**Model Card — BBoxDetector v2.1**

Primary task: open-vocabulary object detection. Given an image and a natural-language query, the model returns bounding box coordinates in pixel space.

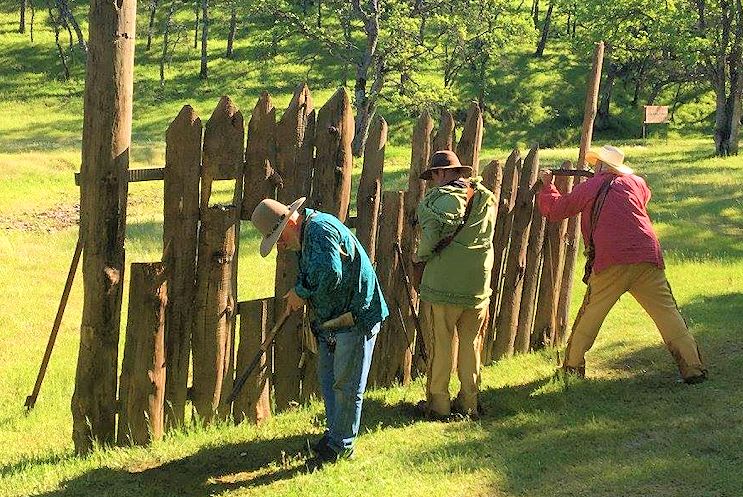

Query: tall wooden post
[312,87,354,221]
[456,102,484,175]
[533,165,570,347]
[368,191,405,387]
[234,299,273,424]
[485,150,520,363]
[192,205,237,423]
[431,109,455,152]
[163,105,202,428]
[117,263,167,446]
[72,0,136,455]
[356,115,387,263]
[242,92,279,219]
[479,159,502,363]
[515,147,546,354]
[274,83,315,411]
[558,41,604,343]
[493,147,538,360]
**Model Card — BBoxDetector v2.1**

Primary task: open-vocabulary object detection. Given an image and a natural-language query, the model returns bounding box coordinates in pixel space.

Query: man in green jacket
[416,150,497,419]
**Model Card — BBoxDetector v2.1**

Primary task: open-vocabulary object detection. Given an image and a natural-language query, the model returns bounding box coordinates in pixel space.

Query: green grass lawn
[1,137,742,497]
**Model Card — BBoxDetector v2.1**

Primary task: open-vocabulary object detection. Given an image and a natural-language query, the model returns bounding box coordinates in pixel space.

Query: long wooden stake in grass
[163,105,201,428]
[72,0,136,455]
[557,41,604,343]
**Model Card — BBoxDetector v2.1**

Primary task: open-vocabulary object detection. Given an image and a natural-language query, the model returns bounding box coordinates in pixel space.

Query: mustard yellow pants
[420,300,488,416]
[564,263,706,379]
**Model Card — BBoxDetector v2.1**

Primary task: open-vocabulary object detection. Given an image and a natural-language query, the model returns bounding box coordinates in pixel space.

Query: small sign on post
[643,105,670,138]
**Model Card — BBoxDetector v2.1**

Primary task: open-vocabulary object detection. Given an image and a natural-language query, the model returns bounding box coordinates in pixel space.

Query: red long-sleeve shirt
[537,171,664,274]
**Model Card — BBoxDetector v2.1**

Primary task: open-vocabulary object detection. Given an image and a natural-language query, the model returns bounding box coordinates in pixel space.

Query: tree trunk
[317,0,322,28]
[48,5,70,80]
[532,0,539,28]
[534,2,553,57]
[596,63,615,130]
[199,0,208,78]
[29,0,35,42]
[146,0,158,50]
[72,0,135,455]
[159,1,177,86]
[19,0,26,33]
[193,0,199,49]
[57,0,86,52]
[226,3,237,58]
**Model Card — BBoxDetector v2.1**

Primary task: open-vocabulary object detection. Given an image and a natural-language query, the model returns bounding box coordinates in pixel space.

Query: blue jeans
[316,322,379,454]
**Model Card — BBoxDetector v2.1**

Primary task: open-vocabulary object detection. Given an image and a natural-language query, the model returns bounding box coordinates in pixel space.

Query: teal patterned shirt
[294,208,388,333]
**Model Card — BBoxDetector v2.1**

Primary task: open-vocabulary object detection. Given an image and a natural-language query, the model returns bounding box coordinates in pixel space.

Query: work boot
[561,365,586,378]
[681,371,708,385]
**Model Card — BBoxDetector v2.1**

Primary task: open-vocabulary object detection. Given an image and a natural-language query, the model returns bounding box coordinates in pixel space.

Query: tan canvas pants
[420,300,488,416]
[564,262,706,379]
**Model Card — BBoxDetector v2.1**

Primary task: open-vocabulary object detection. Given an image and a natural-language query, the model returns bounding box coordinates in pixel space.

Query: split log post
[431,108,455,152]
[479,159,502,362]
[532,162,571,348]
[515,147,546,354]
[403,110,433,379]
[242,91,280,219]
[493,147,538,360]
[312,87,354,221]
[456,101,484,175]
[72,0,136,455]
[117,263,167,446]
[355,115,387,263]
[368,191,405,387]
[191,205,237,424]
[485,150,520,363]
[163,105,202,428]
[273,83,315,410]
[558,41,604,343]
[233,299,273,424]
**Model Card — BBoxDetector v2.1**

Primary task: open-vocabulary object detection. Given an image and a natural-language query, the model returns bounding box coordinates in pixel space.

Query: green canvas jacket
[416,177,497,308]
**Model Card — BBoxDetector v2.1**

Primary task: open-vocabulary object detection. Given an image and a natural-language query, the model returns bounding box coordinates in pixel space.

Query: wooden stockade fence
[78,85,594,447]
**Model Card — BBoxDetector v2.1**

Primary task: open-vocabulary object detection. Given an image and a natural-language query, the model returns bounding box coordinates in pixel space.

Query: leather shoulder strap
[432,184,476,254]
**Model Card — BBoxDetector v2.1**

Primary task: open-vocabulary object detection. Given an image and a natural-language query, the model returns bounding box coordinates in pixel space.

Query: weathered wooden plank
[273,83,315,411]
[533,163,570,348]
[191,205,237,424]
[234,299,273,424]
[201,96,245,211]
[163,104,202,428]
[368,191,405,388]
[493,147,538,360]
[456,101,484,176]
[117,263,166,446]
[431,108,455,152]
[559,42,604,345]
[242,91,279,219]
[515,147,546,354]
[72,0,135,454]
[356,115,387,263]
[479,159,502,363]
[485,150,520,363]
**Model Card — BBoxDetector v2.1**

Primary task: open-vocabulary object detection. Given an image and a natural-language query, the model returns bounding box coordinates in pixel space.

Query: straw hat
[419,150,473,180]
[251,197,306,257]
[586,145,633,175]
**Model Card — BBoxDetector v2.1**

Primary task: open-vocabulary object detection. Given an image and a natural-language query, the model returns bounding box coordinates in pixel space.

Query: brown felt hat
[419,150,473,180]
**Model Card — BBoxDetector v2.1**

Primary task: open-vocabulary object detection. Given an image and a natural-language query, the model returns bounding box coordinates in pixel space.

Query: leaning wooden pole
[72,0,136,455]
[163,105,201,428]
[117,263,167,446]
[557,41,604,344]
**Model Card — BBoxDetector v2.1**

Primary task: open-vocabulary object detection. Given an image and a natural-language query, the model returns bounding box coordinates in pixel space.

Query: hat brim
[586,150,633,176]
[259,197,306,257]
[419,165,473,180]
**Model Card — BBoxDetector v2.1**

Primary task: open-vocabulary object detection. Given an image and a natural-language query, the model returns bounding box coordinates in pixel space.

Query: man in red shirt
[538,145,707,384]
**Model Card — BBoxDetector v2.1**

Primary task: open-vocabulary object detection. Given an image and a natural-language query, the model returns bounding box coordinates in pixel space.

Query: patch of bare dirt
[0,203,79,232]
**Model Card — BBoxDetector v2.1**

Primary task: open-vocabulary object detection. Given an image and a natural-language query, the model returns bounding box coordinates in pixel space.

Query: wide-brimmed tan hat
[419,150,473,180]
[251,197,306,257]
[586,145,633,175]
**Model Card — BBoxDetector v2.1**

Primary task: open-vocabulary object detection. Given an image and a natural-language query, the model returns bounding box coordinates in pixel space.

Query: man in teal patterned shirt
[251,196,388,465]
